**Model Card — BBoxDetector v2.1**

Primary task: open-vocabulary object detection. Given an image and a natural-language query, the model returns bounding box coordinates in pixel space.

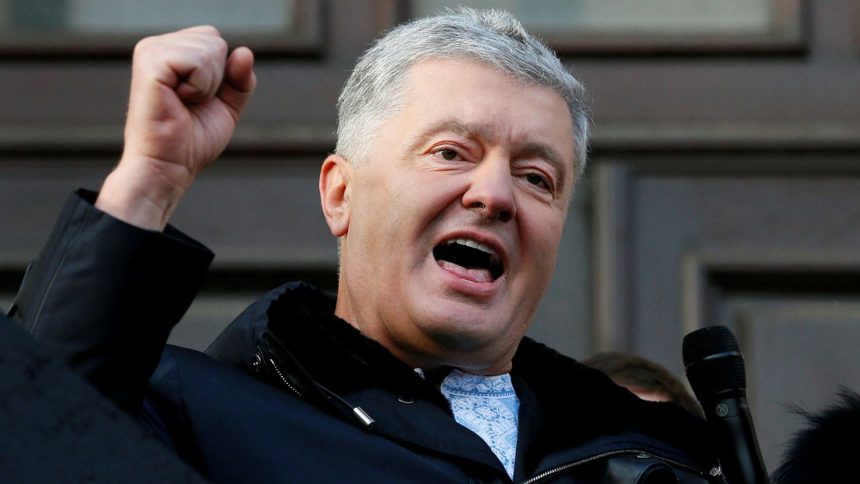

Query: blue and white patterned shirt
[440,369,520,478]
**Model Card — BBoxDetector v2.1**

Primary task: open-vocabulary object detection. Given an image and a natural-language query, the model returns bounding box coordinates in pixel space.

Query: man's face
[332,58,576,374]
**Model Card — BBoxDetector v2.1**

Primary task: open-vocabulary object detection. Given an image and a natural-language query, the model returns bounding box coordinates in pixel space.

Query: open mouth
[432,238,504,282]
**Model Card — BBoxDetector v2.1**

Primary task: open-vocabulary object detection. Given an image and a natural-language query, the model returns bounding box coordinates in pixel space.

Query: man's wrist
[95,161,188,231]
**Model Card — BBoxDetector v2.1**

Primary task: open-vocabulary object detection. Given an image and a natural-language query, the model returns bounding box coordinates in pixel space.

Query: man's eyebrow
[406,119,490,153]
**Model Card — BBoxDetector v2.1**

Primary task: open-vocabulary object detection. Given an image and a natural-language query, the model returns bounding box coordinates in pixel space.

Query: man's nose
[461,157,516,222]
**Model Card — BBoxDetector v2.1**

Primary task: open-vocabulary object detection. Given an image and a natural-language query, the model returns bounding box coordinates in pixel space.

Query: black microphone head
[683,325,747,402]
[683,325,739,365]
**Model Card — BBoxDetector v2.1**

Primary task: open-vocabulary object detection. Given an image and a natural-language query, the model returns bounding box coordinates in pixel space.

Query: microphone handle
[703,396,769,484]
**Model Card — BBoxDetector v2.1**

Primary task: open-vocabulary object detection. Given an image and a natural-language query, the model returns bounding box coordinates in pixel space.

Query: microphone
[682,326,769,484]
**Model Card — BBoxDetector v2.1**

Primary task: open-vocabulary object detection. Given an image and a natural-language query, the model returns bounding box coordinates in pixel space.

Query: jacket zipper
[252,349,304,398]
[522,449,715,484]
[268,356,304,397]
[255,347,376,430]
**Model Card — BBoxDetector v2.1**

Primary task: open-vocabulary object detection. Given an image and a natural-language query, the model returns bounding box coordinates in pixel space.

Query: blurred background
[1,0,859,471]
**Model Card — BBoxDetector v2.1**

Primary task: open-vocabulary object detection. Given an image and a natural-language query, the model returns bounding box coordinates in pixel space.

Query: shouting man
[12,8,717,483]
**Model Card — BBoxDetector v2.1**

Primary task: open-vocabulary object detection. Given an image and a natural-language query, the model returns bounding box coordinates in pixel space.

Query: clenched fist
[97,26,256,230]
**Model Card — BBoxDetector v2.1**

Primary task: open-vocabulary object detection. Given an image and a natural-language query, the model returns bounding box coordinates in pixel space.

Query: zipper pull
[352,407,376,430]
[251,352,264,373]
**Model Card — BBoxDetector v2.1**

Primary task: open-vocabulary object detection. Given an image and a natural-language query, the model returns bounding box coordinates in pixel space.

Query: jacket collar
[206,282,439,399]
[205,282,715,474]
[205,282,505,473]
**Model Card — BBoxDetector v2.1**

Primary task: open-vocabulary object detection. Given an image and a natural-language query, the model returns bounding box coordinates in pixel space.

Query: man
[11,8,718,483]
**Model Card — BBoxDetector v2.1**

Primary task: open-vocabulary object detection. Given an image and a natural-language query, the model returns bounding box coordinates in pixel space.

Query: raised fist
[97,26,256,230]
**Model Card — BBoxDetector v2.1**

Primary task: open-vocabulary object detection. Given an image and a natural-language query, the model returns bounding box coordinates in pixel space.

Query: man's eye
[434,148,459,161]
[525,173,550,190]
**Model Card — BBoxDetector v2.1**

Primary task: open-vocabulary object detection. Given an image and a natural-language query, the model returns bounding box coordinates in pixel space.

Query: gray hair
[335,7,590,179]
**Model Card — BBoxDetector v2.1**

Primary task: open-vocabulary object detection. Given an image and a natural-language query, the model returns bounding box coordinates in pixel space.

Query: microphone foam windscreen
[683,326,747,400]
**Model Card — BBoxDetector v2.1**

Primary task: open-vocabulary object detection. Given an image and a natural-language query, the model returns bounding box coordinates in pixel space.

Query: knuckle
[132,36,156,56]
[197,25,221,36]
[198,50,219,71]
[212,37,228,57]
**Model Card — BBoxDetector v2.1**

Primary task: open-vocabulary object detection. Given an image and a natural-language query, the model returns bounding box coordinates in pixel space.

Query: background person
[583,351,703,417]
[771,387,860,483]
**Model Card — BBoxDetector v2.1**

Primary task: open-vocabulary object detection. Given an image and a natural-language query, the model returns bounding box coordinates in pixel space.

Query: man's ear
[319,154,352,237]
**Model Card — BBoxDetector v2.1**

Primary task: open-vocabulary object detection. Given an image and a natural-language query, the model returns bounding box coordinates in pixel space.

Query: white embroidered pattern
[440,369,519,478]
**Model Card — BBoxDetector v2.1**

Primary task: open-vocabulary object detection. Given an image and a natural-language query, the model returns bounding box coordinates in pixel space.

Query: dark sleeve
[8,189,214,412]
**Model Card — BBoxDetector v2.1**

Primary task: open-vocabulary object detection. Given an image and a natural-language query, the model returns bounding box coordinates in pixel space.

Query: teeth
[446,238,496,257]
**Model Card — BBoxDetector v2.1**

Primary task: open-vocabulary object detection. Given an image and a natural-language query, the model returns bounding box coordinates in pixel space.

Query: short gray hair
[335,7,590,179]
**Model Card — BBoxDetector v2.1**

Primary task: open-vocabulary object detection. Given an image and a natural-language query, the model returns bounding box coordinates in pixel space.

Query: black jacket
[12,191,720,483]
